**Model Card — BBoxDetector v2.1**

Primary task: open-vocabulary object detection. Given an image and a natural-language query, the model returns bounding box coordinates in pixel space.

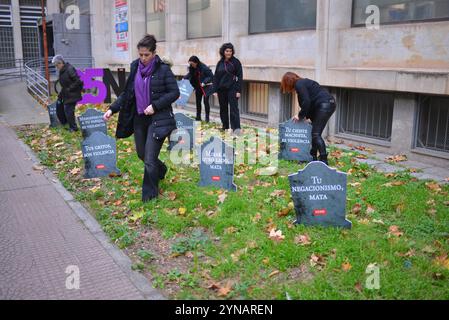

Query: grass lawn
[16,104,449,300]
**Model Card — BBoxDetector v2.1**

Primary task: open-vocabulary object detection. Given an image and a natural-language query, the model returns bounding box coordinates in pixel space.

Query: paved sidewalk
[0,82,49,126]
[0,82,163,300]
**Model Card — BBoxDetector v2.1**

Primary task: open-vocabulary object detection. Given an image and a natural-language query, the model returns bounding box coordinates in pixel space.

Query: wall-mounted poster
[114,0,129,60]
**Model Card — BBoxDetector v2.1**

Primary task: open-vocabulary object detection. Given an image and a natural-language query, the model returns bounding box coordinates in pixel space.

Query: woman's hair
[281,72,302,94]
[188,56,201,64]
[219,43,235,58]
[137,34,157,52]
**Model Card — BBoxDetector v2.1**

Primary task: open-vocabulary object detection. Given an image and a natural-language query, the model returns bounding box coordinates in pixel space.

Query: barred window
[337,88,394,141]
[415,95,449,153]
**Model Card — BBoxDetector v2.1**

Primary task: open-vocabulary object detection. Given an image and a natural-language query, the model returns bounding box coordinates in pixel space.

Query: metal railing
[24,56,94,105]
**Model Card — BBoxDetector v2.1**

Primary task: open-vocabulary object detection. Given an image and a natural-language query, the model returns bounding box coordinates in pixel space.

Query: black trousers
[309,102,336,158]
[195,89,210,121]
[217,89,241,130]
[64,103,78,130]
[133,114,167,202]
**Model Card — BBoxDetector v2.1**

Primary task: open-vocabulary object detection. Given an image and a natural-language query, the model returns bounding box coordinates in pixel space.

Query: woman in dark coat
[213,43,243,135]
[184,56,214,122]
[52,55,83,132]
[103,34,180,202]
[281,72,336,165]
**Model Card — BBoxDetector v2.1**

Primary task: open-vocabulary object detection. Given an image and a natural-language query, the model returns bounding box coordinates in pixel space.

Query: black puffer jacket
[109,56,180,139]
[213,56,243,93]
[184,62,214,90]
[58,62,83,105]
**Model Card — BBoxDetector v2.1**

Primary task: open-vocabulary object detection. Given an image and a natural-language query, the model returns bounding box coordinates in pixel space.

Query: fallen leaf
[265,219,277,232]
[422,245,437,254]
[270,190,286,198]
[358,218,370,225]
[277,207,292,218]
[388,225,404,237]
[70,167,81,175]
[294,234,312,246]
[433,254,449,270]
[268,270,280,278]
[385,154,407,163]
[373,219,385,225]
[342,262,352,272]
[352,203,362,215]
[366,205,376,215]
[252,213,262,223]
[33,165,45,172]
[356,154,368,160]
[309,253,326,270]
[269,229,285,243]
[354,282,363,293]
[217,282,233,297]
[218,192,228,204]
[178,207,187,216]
[224,227,237,235]
[166,191,177,201]
[129,211,144,223]
[426,182,442,193]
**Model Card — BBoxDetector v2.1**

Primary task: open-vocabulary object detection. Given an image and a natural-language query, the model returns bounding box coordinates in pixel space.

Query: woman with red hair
[281,72,336,165]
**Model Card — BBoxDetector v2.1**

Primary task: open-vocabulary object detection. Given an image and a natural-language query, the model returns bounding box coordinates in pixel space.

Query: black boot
[159,163,168,180]
[311,150,318,162]
[319,154,329,165]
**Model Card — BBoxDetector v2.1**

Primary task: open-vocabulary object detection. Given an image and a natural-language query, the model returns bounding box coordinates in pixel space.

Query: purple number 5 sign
[77,69,108,104]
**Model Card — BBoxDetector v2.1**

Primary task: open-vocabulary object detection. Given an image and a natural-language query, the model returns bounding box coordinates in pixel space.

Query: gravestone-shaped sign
[176,79,194,106]
[47,102,61,128]
[279,120,313,162]
[168,113,196,151]
[78,109,107,139]
[81,132,121,179]
[199,137,237,192]
[289,161,351,229]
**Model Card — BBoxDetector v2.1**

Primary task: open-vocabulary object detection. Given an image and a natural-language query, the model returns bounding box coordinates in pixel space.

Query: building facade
[89,0,449,167]
[4,0,449,167]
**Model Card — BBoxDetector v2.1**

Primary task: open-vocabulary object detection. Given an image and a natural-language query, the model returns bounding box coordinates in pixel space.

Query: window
[0,1,15,67]
[353,0,449,26]
[241,82,269,118]
[146,0,166,41]
[187,0,222,39]
[249,0,317,34]
[415,95,449,153]
[337,88,394,141]
[19,2,42,61]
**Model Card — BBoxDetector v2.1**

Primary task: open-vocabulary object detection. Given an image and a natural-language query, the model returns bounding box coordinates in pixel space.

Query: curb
[15,130,166,301]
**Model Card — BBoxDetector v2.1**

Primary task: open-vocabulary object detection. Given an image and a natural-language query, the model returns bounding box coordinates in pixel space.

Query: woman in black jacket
[103,35,180,202]
[52,55,83,132]
[281,72,336,165]
[213,43,243,135]
[184,56,214,122]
